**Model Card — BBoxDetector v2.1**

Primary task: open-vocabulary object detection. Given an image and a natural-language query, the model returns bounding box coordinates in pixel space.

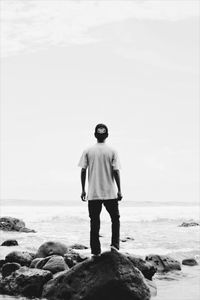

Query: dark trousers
[88,199,120,255]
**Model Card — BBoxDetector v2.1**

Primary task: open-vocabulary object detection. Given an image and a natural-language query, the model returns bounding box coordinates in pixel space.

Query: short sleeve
[112,151,121,170]
[78,150,88,169]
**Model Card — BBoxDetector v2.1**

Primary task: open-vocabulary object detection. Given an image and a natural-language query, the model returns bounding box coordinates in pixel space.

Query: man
[78,124,122,257]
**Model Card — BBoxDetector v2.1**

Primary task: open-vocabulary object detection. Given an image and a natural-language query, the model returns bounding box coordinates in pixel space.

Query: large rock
[182,258,198,266]
[145,254,181,272]
[1,240,18,246]
[64,248,88,268]
[126,254,157,280]
[5,251,35,267]
[0,217,36,232]
[43,250,151,300]
[36,241,68,258]
[30,255,69,274]
[0,267,52,297]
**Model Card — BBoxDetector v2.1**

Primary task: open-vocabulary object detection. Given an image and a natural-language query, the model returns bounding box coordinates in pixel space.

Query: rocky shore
[0,217,198,299]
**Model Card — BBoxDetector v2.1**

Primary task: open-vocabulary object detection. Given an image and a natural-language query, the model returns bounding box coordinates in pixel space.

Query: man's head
[94,123,108,142]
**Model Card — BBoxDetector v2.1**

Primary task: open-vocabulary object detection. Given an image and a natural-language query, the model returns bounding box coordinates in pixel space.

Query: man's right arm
[113,169,123,201]
[81,168,87,201]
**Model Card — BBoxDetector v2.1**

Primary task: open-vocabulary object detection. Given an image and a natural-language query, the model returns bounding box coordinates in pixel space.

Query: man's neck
[97,139,106,143]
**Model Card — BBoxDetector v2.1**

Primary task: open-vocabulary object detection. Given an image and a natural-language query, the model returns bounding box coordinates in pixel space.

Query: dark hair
[95,124,108,134]
[94,123,108,140]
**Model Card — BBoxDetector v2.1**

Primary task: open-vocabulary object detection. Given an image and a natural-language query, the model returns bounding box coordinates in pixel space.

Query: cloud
[1,0,199,57]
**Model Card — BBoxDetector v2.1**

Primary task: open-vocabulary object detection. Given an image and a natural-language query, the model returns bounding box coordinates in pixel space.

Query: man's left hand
[81,191,87,201]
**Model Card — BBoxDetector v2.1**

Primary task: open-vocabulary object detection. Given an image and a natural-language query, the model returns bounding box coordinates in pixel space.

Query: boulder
[30,255,69,274]
[145,254,181,272]
[0,217,36,232]
[64,248,88,268]
[2,263,21,278]
[126,254,157,280]
[182,258,198,266]
[36,241,68,258]
[1,240,18,246]
[43,250,151,300]
[69,243,88,250]
[5,251,35,267]
[179,221,199,227]
[0,267,52,297]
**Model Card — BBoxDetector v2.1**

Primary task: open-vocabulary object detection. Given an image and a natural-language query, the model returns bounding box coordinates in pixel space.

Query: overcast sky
[0,0,199,204]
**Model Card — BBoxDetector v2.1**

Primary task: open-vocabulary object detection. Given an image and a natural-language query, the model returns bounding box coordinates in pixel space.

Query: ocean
[0,201,200,300]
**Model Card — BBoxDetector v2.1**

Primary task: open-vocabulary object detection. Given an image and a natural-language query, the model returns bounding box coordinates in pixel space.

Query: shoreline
[1,199,199,207]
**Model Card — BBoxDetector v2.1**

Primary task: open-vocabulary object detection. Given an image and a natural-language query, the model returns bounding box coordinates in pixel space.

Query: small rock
[0,267,52,297]
[145,254,181,272]
[2,262,21,278]
[121,236,134,243]
[36,241,68,258]
[43,255,69,274]
[1,240,18,246]
[64,248,88,268]
[5,251,35,267]
[30,258,44,268]
[31,255,69,274]
[126,254,157,280]
[182,258,198,266]
[69,243,88,250]
[179,221,199,227]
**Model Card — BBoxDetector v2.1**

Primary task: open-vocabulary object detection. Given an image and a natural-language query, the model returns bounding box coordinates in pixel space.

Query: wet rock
[182,258,198,266]
[2,263,21,278]
[30,255,69,274]
[0,217,36,233]
[145,254,181,272]
[5,251,35,267]
[69,243,88,250]
[64,248,88,268]
[43,249,151,300]
[126,254,157,280]
[179,221,199,227]
[1,240,18,246]
[36,241,68,258]
[0,267,52,297]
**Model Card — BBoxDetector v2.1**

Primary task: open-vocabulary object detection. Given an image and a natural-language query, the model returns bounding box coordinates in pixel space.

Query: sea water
[0,201,200,300]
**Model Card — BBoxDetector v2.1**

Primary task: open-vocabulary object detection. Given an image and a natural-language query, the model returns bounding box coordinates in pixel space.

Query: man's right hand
[117,191,123,201]
[81,191,86,201]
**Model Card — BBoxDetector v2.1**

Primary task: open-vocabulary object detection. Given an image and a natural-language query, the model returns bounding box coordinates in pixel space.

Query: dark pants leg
[103,200,120,250]
[88,200,102,255]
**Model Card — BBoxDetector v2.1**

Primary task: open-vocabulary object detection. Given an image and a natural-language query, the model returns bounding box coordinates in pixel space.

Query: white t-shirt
[78,143,121,201]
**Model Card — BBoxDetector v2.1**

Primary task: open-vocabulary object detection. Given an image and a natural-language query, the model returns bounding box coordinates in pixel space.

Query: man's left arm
[113,169,123,201]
